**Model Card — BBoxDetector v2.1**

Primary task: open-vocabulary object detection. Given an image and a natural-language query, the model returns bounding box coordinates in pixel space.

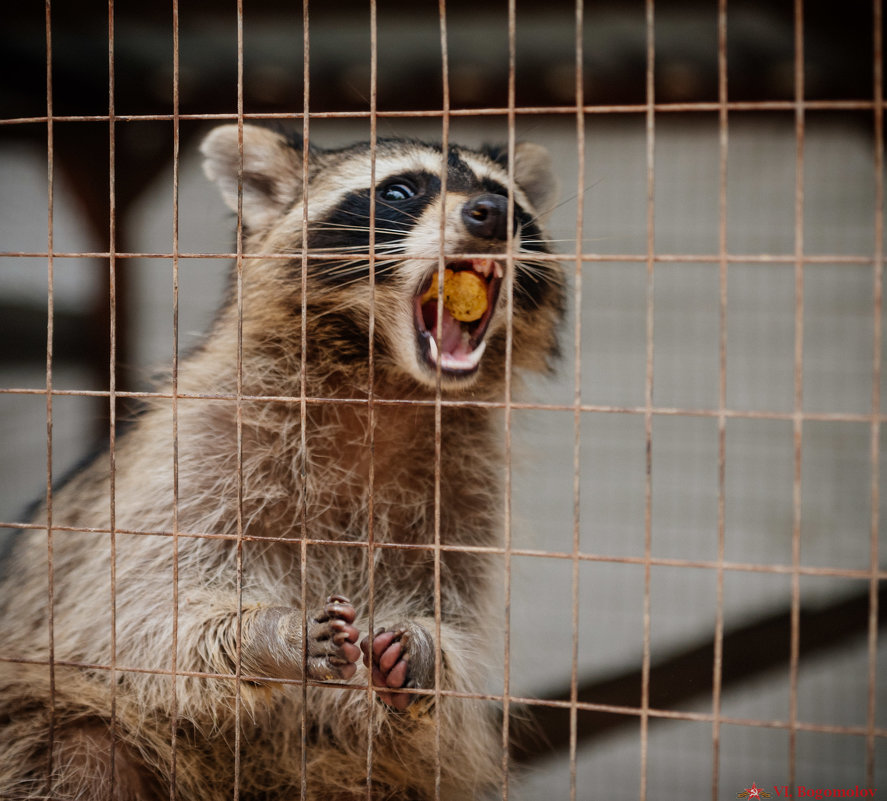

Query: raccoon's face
[201,125,564,393]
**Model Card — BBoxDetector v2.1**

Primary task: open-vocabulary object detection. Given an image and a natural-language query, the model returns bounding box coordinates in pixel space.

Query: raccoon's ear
[481,142,559,221]
[200,124,306,230]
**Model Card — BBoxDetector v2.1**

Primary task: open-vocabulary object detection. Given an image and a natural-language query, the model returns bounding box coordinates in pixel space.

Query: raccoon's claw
[306,595,361,681]
[360,623,435,712]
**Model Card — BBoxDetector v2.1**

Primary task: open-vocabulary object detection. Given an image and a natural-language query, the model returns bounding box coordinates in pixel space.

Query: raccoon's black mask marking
[307,171,442,283]
[306,168,545,290]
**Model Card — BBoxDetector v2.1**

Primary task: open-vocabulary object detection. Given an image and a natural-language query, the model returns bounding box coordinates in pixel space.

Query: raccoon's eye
[378,180,417,203]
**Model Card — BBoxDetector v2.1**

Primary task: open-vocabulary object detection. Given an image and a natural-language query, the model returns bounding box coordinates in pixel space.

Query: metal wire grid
[0,0,884,799]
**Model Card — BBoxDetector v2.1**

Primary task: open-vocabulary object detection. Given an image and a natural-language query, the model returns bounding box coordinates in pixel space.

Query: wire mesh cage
[0,1,884,799]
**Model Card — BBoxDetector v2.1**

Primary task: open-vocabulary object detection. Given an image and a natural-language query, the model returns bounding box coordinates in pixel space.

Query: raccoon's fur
[0,124,565,800]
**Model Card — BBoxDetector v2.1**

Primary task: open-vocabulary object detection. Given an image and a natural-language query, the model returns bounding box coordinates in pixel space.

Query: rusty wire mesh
[0,1,885,799]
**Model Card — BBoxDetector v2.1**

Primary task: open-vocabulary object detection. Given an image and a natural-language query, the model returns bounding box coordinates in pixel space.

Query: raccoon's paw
[306,595,361,682]
[360,623,435,712]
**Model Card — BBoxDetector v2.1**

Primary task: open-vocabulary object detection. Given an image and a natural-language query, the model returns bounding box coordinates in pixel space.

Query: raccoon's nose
[461,193,509,241]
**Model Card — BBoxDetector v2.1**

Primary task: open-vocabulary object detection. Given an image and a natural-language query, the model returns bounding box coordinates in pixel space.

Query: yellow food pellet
[420,269,488,323]
[419,270,446,306]
[444,270,488,322]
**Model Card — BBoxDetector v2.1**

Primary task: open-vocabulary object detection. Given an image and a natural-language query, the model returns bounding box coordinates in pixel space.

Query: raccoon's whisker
[306,237,404,247]
[312,260,402,280]
[304,284,390,313]
[513,260,566,288]
[312,256,403,283]
[315,253,402,268]
[519,237,574,247]
[316,205,425,227]
[531,178,604,223]
[309,222,414,237]
[348,203,426,224]
[306,247,404,260]
[521,236,608,248]
[302,246,405,262]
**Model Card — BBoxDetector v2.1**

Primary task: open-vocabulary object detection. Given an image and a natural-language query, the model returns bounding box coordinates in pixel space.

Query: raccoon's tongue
[426,308,486,372]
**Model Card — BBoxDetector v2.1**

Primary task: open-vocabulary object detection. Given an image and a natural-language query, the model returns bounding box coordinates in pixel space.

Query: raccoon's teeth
[474,259,494,277]
[427,335,487,372]
[471,259,505,280]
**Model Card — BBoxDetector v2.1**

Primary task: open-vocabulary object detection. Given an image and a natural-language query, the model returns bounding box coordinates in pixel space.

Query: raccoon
[0,124,565,801]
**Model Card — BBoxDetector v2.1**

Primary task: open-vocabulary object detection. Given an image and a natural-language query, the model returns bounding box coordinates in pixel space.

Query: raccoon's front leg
[360,622,436,712]
[237,595,361,682]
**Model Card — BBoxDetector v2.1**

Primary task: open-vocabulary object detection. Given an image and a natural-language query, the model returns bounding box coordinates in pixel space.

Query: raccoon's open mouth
[414,258,504,375]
